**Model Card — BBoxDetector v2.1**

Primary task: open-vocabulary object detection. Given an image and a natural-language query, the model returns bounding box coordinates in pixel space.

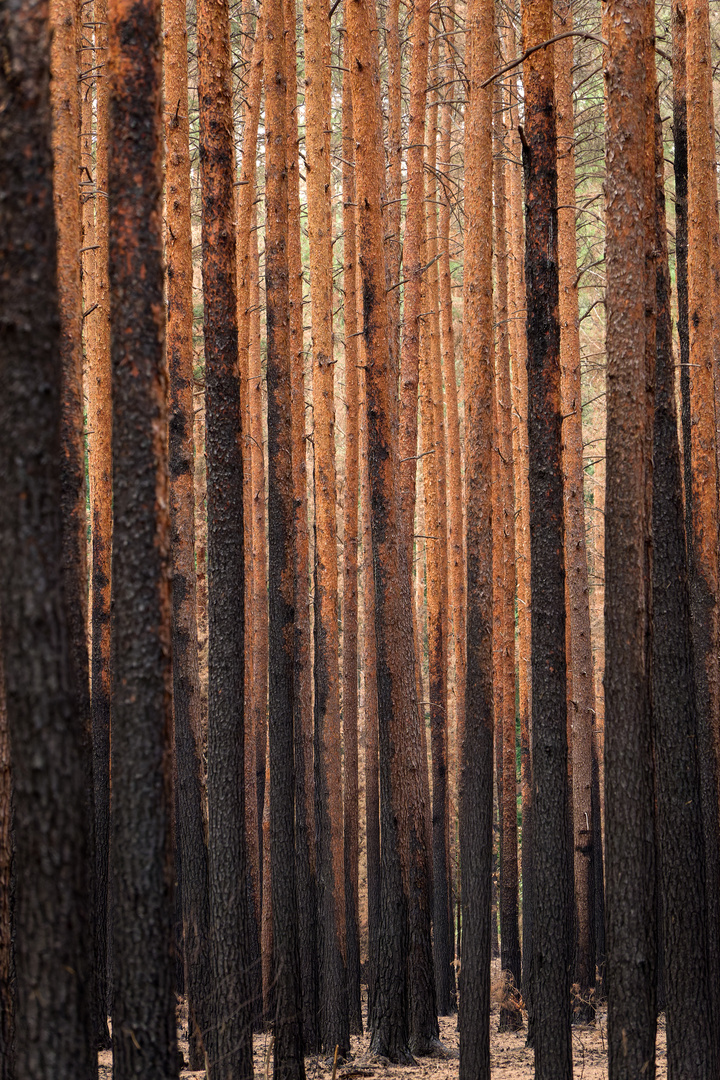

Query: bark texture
[458,0,494,1074]
[521,2,573,1074]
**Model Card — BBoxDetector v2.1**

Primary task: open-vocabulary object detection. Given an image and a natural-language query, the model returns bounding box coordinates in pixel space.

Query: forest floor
[97,962,668,1079]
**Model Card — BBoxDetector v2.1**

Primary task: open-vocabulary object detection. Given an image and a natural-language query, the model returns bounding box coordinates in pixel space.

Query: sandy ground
[98,967,668,1079]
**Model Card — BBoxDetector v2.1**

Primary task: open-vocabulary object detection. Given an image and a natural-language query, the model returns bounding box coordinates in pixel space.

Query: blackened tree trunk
[603,2,657,1076]
[651,98,716,1080]
[0,11,94,1076]
[521,1,573,1075]
[197,0,254,1070]
[0,649,11,1080]
[164,0,212,1064]
[264,0,306,1074]
[108,0,178,1076]
[458,0,494,1074]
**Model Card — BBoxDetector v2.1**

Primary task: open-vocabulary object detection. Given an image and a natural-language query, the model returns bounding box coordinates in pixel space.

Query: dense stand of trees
[3,0,720,1078]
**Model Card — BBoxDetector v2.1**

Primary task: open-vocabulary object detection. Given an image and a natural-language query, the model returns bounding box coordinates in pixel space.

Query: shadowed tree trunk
[264,0,306,1070]
[107,0,178,1075]
[164,0,212,1063]
[0,7,95,1075]
[604,1,657,1076]
[521,0,573,1074]
[197,0,253,1070]
[0,648,11,1080]
[554,0,596,1020]
[458,0,494,1073]
[651,96,717,1080]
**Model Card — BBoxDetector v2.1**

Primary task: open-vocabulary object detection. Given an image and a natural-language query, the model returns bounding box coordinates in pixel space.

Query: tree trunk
[164,0,212,1062]
[651,95,717,1080]
[86,0,113,1045]
[284,0,319,1048]
[685,0,720,1059]
[521,1,573,1074]
[197,0,253,1069]
[0,8,95,1075]
[107,0,178,1074]
[554,0,597,1019]
[458,0,494,1073]
[341,45,363,1037]
[603,1,657,1076]
[304,0,349,1054]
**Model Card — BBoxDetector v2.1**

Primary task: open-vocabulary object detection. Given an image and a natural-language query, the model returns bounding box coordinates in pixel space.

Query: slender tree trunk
[265,6,305,1068]
[493,83,522,999]
[0,7,94,1074]
[164,0,212,1062]
[304,0,349,1053]
[685,0,720,1058]
[0,644,10,1080]
[88,0,113,1043]
[284,0,320,1048]
[236,24,264,1020]
[107,0,178,1074]
[342,46,363,1037]
[652,95,716,1080]
[521,1,573,1074]
[197,0,253,1069]
[458,0,494,1073]
[505,49,534,1010]
[554,0,596,1019]
[604,1,657,1076]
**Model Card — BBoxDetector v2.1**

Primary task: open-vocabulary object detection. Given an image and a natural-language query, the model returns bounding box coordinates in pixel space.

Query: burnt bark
[107,1,178,1076]
[0,9,95,1075]
[264,1,306,1074]
[652,103,715,1078]
[521,2,573,1075]
[0,650,11,1080]
[197,0,254,1070]
[603,3,657,1076]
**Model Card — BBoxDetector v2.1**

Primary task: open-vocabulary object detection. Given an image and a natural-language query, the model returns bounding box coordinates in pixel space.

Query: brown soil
[97,963,668,1079]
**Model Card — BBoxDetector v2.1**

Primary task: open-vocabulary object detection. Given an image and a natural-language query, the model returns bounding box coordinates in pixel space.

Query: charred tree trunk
[107,1,178,1076]
[0,649,11,1080]
[458,0,495,1074]
[164,0,212,1063]
[651,97,716,1080]
[197,0,253,1070]
[604,2,657,1076]
[0,8,94,1075]
[521,1,573,1074]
